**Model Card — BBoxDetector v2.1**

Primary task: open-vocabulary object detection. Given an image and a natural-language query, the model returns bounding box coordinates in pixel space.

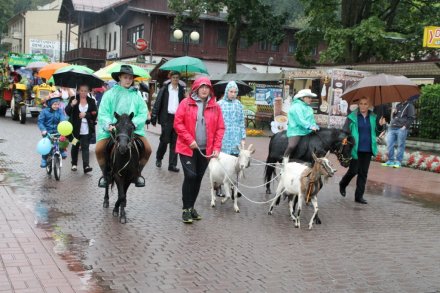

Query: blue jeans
[387,127,408,163]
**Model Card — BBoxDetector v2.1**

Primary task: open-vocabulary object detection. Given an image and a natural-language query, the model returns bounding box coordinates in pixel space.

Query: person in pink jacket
[174,76,225,223]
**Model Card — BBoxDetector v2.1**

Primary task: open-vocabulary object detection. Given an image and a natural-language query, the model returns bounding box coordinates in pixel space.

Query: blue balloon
[36,137,52,155]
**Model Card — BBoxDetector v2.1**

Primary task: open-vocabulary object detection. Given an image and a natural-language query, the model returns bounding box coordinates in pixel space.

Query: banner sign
[254,83,282,105]
[423,26,440,48]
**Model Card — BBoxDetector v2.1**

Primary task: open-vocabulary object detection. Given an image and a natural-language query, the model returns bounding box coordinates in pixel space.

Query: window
[259,40,269,51]
[217,28,227,48]
[114,32,117,50]
[127,25,144,44]
[108,33,112,52]
[239,37,250,49]
[271,43,279,52]
[96,35,99,49]
[104,34,107,51]
[288,38,297,54]
[89,37,92,48]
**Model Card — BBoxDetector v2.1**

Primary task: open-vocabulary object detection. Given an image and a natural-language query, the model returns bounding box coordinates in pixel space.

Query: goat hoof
[103,201,109,208]
[235,209,240,213]
[268,211,273,215]
[314,217,322,225]
[120,216,126,224]
[211,203,216,208]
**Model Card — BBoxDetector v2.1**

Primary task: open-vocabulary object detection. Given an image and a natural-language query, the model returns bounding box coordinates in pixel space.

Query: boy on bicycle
[37,92,67,168]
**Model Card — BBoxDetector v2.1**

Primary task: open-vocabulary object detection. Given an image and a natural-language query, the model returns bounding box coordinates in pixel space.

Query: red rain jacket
[174,77,225,157]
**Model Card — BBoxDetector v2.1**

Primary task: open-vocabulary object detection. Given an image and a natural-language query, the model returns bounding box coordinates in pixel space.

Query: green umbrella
[159,56,208,75]
[95,62,150,80]
[54,65,94,74]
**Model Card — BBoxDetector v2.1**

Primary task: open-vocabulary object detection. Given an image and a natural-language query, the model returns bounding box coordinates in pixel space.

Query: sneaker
[182,209,193,223]
[84,166,93,173]
[155,160,162,168]
[71,165,77,171]
[190,208,202,220]
[61,150,67,159]
[393,162,402,168]
[40,159,47,168]
[381,160,394,167]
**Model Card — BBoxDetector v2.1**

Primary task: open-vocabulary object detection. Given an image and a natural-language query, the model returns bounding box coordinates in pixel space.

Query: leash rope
[212,155,279,204]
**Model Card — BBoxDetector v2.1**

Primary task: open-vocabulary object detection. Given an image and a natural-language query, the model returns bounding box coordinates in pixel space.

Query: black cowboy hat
[111,64,140,82]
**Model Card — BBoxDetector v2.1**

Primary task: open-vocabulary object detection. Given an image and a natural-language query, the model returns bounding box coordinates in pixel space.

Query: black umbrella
[53,69,104,89]
[213,80,253,98]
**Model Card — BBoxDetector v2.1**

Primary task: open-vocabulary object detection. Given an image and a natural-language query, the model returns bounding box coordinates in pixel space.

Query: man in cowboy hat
[95,64,152,187]
[284,89,320,158]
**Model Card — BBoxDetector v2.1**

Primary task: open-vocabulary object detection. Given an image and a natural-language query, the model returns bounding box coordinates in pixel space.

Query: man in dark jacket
[151,71,185,172]
[382,98,416,168]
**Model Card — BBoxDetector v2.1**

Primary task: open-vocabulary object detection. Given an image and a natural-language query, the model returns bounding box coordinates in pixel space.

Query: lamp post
[173,29,199,56]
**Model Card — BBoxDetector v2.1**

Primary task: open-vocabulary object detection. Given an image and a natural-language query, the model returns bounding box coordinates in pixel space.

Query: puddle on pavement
[0,157,107,292]
[367,180,440,209]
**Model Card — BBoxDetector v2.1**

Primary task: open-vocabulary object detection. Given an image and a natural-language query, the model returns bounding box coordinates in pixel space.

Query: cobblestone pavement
[0,116,439,293]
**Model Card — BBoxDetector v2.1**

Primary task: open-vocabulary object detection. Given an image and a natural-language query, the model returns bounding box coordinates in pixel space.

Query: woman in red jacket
[174,76,225,223]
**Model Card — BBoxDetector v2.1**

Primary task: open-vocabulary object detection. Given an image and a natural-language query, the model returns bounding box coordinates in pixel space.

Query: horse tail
[265,135,278,193]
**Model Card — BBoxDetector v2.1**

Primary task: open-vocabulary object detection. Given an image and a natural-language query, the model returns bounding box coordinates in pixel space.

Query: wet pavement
[0,116,440,293]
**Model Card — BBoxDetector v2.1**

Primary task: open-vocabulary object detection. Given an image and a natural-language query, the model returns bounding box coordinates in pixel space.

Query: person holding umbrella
[339,96,386,204]
[174,76,225,223]
[65,84,97,173]
[150,71,185,172]
[216,81,246,196]
[95,65,152,188]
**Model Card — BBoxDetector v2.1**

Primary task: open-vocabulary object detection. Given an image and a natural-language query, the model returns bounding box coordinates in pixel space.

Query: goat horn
[247,144,253,151]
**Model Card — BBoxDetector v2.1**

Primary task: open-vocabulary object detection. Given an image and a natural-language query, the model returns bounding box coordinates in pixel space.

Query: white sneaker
[71,165,77,171]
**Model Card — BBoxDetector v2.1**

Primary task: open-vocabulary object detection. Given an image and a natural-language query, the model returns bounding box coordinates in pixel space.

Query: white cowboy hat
[294,89,317,99]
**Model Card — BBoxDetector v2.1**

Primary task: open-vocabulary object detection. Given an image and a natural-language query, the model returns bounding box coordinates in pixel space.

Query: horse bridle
[109,124,138,176]
[315,132,352,165]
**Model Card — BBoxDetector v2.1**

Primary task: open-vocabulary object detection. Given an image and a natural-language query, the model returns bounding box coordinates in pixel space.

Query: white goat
[209,143,255,213]
[268,151,336,229]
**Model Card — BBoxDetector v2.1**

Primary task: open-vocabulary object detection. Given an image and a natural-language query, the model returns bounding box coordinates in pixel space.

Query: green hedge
[419,84,440,140]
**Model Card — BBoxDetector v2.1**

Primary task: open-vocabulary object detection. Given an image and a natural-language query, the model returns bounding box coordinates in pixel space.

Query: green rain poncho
[97,84,148,141]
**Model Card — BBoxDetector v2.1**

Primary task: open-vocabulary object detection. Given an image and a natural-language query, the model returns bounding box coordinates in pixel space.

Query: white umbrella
[25,61,49,69]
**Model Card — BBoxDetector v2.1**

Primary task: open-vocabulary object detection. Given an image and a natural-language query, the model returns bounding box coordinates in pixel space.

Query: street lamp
[173,29,200,56]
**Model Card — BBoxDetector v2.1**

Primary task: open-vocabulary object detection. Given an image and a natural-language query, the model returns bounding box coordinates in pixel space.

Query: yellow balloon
[57,121,73,136]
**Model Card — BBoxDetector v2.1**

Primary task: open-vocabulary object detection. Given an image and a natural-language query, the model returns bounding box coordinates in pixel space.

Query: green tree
[296,0,440,65]
[168,0,288,73]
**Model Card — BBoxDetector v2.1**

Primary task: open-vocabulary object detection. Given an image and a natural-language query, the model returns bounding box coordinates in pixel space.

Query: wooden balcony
[64,48,107,70]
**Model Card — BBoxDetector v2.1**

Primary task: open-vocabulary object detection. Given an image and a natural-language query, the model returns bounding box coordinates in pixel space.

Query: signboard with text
[29,39,74,62]
[423,26,440,48]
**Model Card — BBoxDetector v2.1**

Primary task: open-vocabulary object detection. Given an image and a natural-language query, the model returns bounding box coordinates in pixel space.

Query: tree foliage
[168,0,288,73]
[419,84,440,140]
[296,0,440,65]
[0,0,53,34]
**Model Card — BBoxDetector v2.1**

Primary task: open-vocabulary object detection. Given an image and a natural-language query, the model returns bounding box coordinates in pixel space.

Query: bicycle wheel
[53,154,61,181]
[46,156,52,175]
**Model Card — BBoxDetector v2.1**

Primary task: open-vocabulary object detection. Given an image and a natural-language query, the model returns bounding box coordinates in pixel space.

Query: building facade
[2,0,77,62]
[58,0,323,72]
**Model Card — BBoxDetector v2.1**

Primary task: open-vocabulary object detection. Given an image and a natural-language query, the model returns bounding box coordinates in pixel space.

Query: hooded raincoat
[217,81,246,155]
[174,77,225,157]
[96,84,148,141]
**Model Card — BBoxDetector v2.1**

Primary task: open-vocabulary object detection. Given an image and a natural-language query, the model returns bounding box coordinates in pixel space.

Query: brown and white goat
[268,151,336,229]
